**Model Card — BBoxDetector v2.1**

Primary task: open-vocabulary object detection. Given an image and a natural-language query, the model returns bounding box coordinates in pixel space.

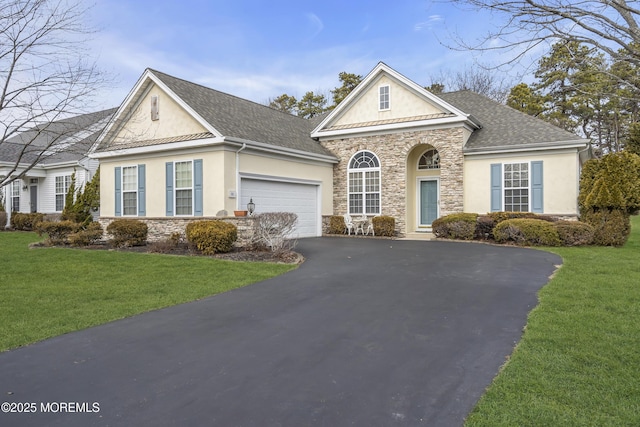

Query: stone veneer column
[320,128,464,236]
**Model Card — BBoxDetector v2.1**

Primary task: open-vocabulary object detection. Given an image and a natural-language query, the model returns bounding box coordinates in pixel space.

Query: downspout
[576,141,593,216]
[235,143,246,210]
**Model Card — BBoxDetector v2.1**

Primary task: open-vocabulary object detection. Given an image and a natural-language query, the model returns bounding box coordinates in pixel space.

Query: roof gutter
[235,143,246,210]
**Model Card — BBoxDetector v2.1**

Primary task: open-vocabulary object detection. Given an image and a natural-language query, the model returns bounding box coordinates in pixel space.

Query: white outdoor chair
[365,216,375,236]
[343,213,355,235]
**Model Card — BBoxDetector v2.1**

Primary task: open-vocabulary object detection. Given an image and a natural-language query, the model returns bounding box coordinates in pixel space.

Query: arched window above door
[418,148,440,170]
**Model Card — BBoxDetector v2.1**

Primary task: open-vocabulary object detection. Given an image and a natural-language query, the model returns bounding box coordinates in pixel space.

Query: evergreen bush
[328,215,346,234]
[186,220,237,255]
[580,210,630,246]
[493,219,561,246]
[68,222,104,247]
[11,212,45,231]
[106,219,148,247]
[432,213,478,240]
[36,220,81,245]
[372,215,395,237]
[554,221,595,246]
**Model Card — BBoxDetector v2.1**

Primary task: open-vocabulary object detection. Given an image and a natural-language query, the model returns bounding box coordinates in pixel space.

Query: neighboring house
[91,62,592,238]
[0,109,117,227]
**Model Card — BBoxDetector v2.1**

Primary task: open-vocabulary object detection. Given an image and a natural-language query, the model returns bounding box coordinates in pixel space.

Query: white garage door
[240,178,319,238]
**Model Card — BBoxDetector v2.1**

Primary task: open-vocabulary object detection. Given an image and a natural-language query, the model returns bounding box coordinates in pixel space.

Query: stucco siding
[464,150,581,215]
[333,76,445,128]
[112,83,209,146]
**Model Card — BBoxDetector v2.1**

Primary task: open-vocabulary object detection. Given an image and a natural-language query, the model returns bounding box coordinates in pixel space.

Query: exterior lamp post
[247,198,255,216]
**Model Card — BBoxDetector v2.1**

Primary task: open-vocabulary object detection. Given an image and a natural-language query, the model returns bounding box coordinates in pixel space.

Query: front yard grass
[0,232,295,352]
[466,215,640,426]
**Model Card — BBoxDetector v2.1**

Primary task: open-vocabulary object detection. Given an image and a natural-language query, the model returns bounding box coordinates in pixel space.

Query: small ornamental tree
[62,168,100,225]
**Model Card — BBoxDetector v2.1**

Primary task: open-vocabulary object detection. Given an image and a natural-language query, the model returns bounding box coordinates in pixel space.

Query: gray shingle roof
[1,109,116,166]
[438,91,589,151]
[149,70,335,158]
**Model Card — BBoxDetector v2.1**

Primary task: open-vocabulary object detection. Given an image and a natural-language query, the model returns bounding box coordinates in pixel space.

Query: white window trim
[502,161,530,212]
[174,160,194,216]
[379,85,390,111]
[54,175,71,212]
[417,148,441,170]
[347,151,382,215]
[121,165,138,216]
[11,180,20,212]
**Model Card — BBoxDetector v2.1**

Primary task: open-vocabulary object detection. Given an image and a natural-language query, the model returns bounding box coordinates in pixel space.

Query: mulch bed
[30,241,303,264]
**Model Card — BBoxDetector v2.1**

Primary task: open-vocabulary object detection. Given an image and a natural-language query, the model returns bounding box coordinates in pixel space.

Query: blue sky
[86,0,514,109]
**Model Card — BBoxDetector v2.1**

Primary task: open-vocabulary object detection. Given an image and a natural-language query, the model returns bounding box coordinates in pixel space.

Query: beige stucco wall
[240,152,334,215]
[112,83,208,145]
[100,148,334,217]
[464,150,581,215]
[333,76,445,127]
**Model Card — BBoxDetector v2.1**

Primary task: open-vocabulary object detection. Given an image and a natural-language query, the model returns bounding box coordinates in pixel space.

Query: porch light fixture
[247,198,255,215]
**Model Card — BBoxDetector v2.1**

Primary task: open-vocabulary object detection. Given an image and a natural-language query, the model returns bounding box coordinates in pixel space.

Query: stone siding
[99,216,256,246]
[321,128,464,236]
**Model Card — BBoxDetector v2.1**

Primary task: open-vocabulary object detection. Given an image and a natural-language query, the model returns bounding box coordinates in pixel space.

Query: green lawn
[466,215,640,426]
[0,232,295,352]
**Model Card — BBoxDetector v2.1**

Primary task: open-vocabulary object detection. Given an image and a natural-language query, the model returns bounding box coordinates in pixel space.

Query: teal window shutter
[194,159,203,216]
[531,161,544,213]
[490,164,502,212]
[114,167,121,216]
[166,162,174,216]
[138,164,146,216]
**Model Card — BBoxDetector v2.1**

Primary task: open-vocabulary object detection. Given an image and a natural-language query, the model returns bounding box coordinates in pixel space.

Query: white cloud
[414,15,444,31]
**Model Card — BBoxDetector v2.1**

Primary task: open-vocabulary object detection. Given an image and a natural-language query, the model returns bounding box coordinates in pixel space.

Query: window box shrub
[432,213,478,240]
[186,220,237,255]
[106,219,148,248]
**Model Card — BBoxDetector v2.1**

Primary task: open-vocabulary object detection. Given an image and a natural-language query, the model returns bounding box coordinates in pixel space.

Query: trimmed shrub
[372,215,395,237]
[581,210,630,247]
[432,213,478,240]
[186,220,237,255]
[68,222,104,247]
[11,212,45,231]
[106,219,148,248]
[328,215,346,234]
[0,212,7,229]
[475,215,496,240]
[36,220,81,245]
[493,219,561,246]
[554,221,595,246]
[488,211,541,223]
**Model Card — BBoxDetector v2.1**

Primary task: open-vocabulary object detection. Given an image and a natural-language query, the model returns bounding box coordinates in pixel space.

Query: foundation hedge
[11,213,45,231]
[554,221,595,246]
[493,219,561,246]
[106,219,148,247]
[372,215,395,237]
[328,215,346,234]
[36,220,81,245]
[432,213,478,240]
[581,210,630,247]
[185,220,237,255]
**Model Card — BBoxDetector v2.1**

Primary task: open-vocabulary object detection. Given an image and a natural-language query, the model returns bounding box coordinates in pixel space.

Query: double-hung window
[175,161,194,215]
[11,181,20,212]
[379,85,390,110]
[348,151,381,215]
[504,163,529,212]
[122,166,138,216]
[55,175,71,211]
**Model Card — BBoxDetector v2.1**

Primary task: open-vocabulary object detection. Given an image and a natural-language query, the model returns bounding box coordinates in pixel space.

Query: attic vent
[151,95,159,121]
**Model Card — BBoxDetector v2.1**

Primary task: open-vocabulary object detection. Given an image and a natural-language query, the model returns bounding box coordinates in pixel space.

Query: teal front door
[420,180,438,225]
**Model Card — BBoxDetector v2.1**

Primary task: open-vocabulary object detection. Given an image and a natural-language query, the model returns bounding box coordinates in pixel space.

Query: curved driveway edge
[0,238,561,427]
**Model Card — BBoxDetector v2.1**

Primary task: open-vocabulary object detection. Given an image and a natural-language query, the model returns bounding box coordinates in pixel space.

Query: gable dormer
[311,62,479,140]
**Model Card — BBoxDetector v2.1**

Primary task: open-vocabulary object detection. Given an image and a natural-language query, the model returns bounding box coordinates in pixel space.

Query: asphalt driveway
[0,238,561,427]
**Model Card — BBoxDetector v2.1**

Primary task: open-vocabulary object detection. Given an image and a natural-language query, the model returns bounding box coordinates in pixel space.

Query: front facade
[0,109,116,227]
[92,63,591,239]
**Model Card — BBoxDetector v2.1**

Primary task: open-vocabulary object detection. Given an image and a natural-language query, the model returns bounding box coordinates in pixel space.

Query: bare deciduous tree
[446,1,640,91]
[251,212,298,254]
[0,0,107,187]
[427,66,513,102]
